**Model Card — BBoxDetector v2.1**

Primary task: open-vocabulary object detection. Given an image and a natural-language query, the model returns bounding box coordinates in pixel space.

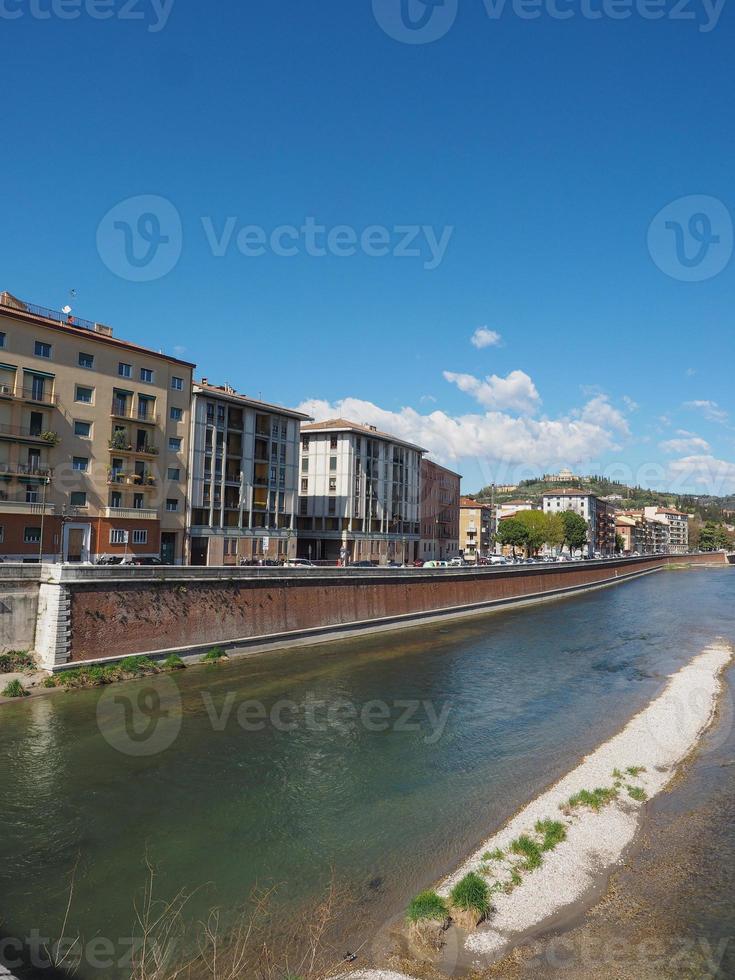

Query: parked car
[448,557,468,567]
[132,557,164,566]
[488,555,509,565]
[423,560,449,568]
[284,558,317,568]
[351,560,377,567]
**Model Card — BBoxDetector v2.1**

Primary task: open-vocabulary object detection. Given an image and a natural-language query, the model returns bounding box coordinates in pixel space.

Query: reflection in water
[0,568,733,979]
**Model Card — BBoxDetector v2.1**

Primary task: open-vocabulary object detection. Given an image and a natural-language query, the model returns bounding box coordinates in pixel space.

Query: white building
[542,489,616,557]
[643,506,689,554]
[187,381,312,565]
[297,418,424,564]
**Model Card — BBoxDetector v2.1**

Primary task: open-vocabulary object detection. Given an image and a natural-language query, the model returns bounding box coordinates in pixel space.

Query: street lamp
[38,475,50,563]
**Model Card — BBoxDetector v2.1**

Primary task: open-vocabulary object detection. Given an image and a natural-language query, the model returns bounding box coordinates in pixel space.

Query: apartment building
[459,497,494,561]
[644,506,689,554]
[542,489,616,557]
[297,418,423,564]
[615,513,649,554]
[187,381,311,565]
[419,458,461,561]
[0,292,194,562]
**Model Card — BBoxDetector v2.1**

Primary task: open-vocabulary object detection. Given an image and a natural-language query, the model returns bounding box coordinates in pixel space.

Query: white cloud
[577,394,630,435]
[623,395,639,412]
[685,368,697,377]
[683,400,728,424]
[659,434,711,454]
[470,327,502,349]
[443,369,540,414]
[296,395,621,471]
[668,454,735,494]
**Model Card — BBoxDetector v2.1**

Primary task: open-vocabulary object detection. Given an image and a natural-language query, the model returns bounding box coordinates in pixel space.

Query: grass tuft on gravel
[535,818,567,851]
[449,872,490,915]
[565,786,619,812]
[406,890,448,923]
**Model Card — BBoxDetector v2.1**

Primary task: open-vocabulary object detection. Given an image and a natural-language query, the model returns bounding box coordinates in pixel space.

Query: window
[72,457,89,472]
[25,486,39,503]
[329,477,337,492]
[24,526,41,543]
[301,458,308,472]
[133,493,144,509]
[329,456,337,471]
[167,467,180,481]
[109,492,122,508]
[171,376,183,391]
[302,436,309,451]
[34,341,51,358]
[132,530,148,545]
[170,406,183,421]
[166,498,179,512]
[74,420,92,438]
[118,362,132,378]
[75,385,93,404]
[330,435,338,450]
[110,529,127,545]
[70,491,87,507]
[301,478,308,493]
[78,352,94,369]
[168,437,182,452]
[0,526,4,542]
[0,332,5,348]
[140,368,154,383]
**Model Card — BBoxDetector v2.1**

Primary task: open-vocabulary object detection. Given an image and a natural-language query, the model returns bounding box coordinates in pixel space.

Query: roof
[301,418,426,453]
[459,496,490,508]
[615,516,638,527]
[421,457,462,480]
[656,507,689,516]
[0,292,196,368]
[542,488,596,497]
[193,381,313,420]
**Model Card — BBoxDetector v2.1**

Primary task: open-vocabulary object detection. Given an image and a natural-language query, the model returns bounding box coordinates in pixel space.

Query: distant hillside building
[459,496,494,560]
[542,489,616,557]
[544,468,582,484]
[420,458,461,561]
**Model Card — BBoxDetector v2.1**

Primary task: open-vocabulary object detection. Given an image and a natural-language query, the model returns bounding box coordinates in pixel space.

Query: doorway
[160,532,177,565]
[63,523,91,563]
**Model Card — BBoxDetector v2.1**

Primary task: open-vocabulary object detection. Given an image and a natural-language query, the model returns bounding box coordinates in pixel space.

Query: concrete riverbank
[0,553,726,670]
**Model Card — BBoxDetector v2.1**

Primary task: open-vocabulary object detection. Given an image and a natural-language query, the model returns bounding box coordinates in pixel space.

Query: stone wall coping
[23,552,721,587]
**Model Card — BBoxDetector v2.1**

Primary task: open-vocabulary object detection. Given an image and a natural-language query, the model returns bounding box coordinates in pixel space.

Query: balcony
[0,499,55,515]
[0,463,53,479]
[104,506,158,520]
[110,403,160,425]
[108,437,159,457]
[0,424,59,445]
[107,472,157,489]
[20,386,58,406]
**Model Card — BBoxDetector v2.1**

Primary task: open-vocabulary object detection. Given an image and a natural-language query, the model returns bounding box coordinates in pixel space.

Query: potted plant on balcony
[40,430,60,446]
[109,431,132,451]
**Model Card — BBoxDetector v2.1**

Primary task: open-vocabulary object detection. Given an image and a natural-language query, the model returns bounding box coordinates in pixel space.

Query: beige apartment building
[187,381,311,565]
[459,496,494,560]
[0,292,194,563]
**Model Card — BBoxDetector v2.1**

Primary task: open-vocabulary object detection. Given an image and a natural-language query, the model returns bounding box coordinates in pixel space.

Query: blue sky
[2,0,733,493]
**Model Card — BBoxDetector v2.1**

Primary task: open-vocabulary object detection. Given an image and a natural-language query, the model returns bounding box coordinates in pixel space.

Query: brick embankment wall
[61,552,727,664]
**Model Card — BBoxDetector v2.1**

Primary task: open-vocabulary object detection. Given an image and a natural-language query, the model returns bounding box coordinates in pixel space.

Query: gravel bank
[343,645,731,980]
[440,642,732,964]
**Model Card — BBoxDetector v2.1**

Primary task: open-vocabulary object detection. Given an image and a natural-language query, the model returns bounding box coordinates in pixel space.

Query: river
[1,566,733,978]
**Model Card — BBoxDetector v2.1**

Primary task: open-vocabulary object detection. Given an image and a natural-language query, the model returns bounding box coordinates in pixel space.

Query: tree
[514,510,549,556]
[495,517,528,558]
[615,533,625,554]
[545,512,565,553]
[561,510,588,556]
